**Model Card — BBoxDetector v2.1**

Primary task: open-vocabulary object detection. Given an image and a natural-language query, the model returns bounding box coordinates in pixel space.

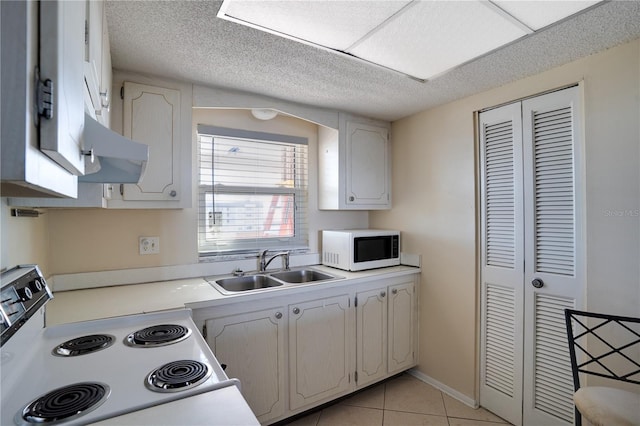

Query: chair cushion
[574,386,640,426]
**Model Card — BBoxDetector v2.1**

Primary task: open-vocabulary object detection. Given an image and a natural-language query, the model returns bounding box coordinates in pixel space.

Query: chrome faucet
[259,250,290,272]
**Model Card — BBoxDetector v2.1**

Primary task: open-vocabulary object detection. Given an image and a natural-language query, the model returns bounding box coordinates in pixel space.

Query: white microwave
[322,229,400,271]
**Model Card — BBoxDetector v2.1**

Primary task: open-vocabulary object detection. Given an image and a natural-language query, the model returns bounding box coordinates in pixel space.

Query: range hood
[79,114,148,183]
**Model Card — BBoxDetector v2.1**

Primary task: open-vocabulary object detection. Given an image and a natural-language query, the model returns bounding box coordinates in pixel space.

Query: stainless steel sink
[208,268,342,295]
[214,275,283,293]
[270,269,336,283]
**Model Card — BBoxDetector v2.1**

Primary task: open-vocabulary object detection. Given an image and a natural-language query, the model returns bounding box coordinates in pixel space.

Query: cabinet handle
[349,196,355,202]
[275,312,282,319]
[169,190,177,197]
[81,148,95,163]
[99,90,110,111]
[293,307,300,315]
[532,278,544,289]
[392,289,398,295]
[380,291,386,298]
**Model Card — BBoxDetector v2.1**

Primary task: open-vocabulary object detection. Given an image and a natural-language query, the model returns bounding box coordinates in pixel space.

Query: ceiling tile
[220,0,411,51]
[348,0,528,80]
[493,0,601,30]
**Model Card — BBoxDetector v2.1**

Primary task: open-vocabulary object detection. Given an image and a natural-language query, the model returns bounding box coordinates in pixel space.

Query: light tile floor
[284,374,510,426]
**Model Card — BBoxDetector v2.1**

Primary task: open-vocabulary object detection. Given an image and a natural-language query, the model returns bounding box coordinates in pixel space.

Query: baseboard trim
[407,368,479,409]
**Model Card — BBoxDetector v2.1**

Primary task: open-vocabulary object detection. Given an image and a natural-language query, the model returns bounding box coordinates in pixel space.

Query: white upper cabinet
[1,1,78,198]
[38,0,86,176]
[119,81,184,204]
[99,8,112,127]
[319,113,391,210]
[84,0,112,127]
[8,74,192,209]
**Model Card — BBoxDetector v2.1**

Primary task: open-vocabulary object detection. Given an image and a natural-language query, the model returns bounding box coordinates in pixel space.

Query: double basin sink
[207,268,343,295]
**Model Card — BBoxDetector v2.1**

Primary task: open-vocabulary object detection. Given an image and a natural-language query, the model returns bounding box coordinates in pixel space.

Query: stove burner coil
[17,382,110,424]
[124,324,191,347]
[145,360,211,393]
[52,334,115,357]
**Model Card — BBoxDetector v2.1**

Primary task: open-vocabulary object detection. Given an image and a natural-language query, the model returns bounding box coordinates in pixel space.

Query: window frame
[197,124,309,257]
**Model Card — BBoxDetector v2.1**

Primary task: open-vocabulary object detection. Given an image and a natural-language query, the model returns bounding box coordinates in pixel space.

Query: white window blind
[197,124,309,256]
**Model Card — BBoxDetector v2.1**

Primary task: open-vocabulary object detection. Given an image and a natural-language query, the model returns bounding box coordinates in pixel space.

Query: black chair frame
[564,309,640,426]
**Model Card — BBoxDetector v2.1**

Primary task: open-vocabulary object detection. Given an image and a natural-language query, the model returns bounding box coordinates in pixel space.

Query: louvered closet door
[522,86,583,426]
[479,86,584,426]
[479,102,525,426]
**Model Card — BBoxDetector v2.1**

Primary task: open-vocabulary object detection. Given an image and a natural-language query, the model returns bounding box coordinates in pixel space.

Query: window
[197,124,308,256]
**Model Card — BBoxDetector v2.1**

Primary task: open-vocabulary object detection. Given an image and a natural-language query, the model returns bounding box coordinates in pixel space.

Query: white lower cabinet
[355,279,416,388]
[387,281,415,374]
[195,272,418,425]
[288,294,352,410]
[356,287,387,387]
[204,307,286,424]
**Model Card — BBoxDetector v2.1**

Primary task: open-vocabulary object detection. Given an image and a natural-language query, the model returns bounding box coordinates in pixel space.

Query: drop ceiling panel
[220,0,411,51]
[348,0,527,80]
[493,1,600,30]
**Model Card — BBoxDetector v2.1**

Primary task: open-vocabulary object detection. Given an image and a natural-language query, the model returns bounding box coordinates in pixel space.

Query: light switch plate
[139,236,160,255]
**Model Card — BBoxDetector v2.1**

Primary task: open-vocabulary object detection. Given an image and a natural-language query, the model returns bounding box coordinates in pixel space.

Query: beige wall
[0,198,50,274]
[371,38,640,400]
[45,108,367,275]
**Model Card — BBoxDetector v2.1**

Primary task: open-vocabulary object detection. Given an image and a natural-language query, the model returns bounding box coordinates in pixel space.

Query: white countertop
[46,277,221,325]
[46,265,420,326]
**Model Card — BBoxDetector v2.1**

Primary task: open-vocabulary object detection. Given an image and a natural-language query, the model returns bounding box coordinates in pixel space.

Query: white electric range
[1,265,258,425]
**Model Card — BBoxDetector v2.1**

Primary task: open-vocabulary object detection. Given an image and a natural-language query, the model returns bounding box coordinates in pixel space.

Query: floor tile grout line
[382,408,448,417]
[441,387,449,418]
[447,415,510,424]
[382,382,387,425]
[441,388,452,425]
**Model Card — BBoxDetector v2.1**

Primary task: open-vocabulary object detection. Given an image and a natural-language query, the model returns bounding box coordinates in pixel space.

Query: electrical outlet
[139,236,160,255]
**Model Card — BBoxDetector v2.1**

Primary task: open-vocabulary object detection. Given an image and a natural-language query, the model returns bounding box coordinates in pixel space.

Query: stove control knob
[29,279,43,293]
[17,287,33,302]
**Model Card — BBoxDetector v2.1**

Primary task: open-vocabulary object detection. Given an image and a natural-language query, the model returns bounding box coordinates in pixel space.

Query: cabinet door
[289,294,351,410]
[122,82,181,201]
[85,0,110,127]
[205,308,286,423]
[388,281,415,374]
[86,0,102,80]
[99,9,112,128]
[345,120,390,207]
[84,0,102,122]
[99,7,112,128]
[356,287,387,388]
[39,0,86,176]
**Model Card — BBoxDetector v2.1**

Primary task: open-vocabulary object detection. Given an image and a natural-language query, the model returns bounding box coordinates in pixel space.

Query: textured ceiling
[106,1,640,122]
